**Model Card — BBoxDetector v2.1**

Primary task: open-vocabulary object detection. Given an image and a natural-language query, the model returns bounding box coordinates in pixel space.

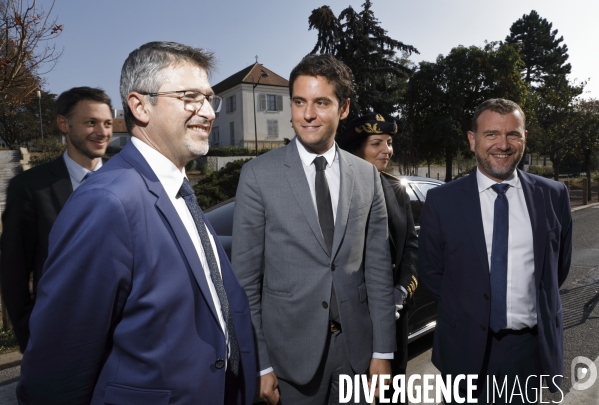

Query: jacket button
[392,264,396,270]
[322,301,328,309]
[480,325,486,331]
[331,264,336,271]
[215,359,225,369]
[483,294,489,300]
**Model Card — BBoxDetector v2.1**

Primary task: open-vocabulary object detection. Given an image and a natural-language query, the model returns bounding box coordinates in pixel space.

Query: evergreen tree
[308,1,418,127]
[506,10,571,85]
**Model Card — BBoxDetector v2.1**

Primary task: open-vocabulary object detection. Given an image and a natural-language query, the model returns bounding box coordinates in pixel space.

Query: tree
[571,99,599,195]
[194,159,250,210]
[505,10,571,86]
[308,1,418,125]
[506,10,582,178]
[403,42,528,181]
[0,89,58,148]
[0,0,62,105]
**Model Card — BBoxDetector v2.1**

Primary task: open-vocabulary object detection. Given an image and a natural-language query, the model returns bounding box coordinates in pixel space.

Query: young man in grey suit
[232,54,396,404]
[0,87,113,352]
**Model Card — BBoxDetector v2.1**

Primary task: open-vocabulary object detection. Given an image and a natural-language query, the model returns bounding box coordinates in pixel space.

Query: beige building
[211,63,293,150]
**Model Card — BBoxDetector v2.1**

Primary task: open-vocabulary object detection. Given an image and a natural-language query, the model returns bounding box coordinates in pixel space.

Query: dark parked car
[204,176,443,342]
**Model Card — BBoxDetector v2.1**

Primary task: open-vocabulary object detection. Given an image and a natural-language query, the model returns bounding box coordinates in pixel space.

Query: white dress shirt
[477,169,537,329]
[63,151,103,190]
[130,138,229,351]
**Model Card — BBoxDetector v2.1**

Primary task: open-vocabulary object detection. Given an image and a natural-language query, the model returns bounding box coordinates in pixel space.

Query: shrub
[29,137,66,166]
[193,159,250,209]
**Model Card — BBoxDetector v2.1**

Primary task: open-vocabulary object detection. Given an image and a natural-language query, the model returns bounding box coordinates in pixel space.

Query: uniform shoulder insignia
[381,171,402,182]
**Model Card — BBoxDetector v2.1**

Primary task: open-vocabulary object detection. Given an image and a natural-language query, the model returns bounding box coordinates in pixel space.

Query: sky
[36,0,599,110]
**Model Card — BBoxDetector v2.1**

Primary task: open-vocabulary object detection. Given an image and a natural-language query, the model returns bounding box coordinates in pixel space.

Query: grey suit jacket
[232,139,395,385]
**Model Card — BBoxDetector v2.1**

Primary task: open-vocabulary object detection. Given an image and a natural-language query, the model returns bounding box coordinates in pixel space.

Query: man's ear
[56,115,69,134]
[339,98,350,120]
[467,131,476,152]
[127,92,150,125]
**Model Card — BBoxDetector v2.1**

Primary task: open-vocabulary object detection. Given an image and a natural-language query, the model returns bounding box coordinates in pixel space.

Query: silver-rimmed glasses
[140,90,222,113]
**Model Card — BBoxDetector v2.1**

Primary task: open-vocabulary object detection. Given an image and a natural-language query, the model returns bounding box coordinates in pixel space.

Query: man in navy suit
[17,42,256,405]
[419,99,572,404]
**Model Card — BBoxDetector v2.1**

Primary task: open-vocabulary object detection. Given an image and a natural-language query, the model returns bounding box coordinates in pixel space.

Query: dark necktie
[81,171,92,182]
[313,156,339,321]
[179,178,240,375]
[490,183,510,333]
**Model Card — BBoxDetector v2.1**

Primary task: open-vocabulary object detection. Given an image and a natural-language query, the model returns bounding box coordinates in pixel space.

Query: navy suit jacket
[17,142,256,405]
[418,170,572,392]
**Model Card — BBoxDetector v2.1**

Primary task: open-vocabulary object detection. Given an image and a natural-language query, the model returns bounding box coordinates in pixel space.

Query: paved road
[1,205,598,404]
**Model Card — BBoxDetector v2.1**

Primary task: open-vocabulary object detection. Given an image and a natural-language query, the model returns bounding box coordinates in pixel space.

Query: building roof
[112,118,127,133]
[212,63,288,94]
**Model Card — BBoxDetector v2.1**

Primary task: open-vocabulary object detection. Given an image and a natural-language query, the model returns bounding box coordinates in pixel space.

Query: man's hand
[369,358,392,398]
[258,371,280,404]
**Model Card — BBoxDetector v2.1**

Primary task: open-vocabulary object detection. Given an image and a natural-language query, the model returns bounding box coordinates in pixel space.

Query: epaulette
[381,171,402,182]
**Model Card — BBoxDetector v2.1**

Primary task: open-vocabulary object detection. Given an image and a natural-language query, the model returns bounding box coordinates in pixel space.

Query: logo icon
[571,356,598,391]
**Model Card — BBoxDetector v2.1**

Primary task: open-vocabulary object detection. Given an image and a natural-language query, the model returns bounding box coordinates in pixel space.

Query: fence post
[582,178,588,205]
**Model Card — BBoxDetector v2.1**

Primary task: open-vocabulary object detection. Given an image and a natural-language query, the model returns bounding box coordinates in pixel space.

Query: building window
[212,126,220,146]
[267,120,279,138]
[259,94,283,112]
[230,122,235,146]
[225,94,236,114]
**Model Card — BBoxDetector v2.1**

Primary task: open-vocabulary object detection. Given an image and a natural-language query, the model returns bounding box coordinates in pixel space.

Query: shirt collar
[476,167,521,193]
[130,137,186,200]
[62,150,103,183]
[295,137,337,168]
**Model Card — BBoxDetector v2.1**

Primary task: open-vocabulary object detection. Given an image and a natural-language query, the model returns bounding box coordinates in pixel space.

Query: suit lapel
[332,149,353,258]
[284,140,330,255]
[50,156,73,206]
[120,143,221,325]
[519,170,547,287]
[460,172,490,275]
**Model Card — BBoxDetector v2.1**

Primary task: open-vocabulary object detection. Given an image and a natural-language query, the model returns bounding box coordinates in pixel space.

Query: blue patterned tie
[490,183,510,333]
[179,178,240,375]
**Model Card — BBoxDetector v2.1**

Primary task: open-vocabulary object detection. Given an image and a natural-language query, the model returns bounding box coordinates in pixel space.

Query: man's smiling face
[468,109,527,182]
[290,75,349,154]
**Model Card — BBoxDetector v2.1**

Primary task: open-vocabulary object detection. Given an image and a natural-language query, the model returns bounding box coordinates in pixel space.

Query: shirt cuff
[373,352,394,360]
[259,367,274,377]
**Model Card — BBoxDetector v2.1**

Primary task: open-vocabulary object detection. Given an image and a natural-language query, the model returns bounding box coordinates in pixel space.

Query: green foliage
[505,10,571,86]
[528,165,553,178]
[193,159,250,210]
[403,42,529,181]
[29,137,66,166]
[0,90,60,149]
[0,325,19,354]
[185,159,197,172]
[207,146,272,157]
[308,1,418,126]
[199,162,212,175]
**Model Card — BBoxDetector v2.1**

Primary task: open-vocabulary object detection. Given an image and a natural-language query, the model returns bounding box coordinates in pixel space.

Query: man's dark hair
[288,54,353,106]
[471,98,526,133]
[120,41,216,132]
[55,87,112,119]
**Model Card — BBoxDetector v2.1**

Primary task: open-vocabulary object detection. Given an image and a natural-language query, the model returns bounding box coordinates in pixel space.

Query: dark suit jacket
[17,142,256,405]
[418,170,572,392]
[380,172,418,300]
[232,139,395,385]
[0,156,72,351]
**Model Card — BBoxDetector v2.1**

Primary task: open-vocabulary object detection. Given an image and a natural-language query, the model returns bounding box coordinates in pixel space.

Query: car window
[413,182,440,198]
[405,183,423,226]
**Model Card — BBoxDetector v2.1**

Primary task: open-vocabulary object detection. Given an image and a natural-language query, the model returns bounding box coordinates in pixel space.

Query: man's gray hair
[471,98,526,133]
[120,41,215,132]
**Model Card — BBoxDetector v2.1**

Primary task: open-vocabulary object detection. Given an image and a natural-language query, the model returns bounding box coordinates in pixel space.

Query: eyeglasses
[139,90,222,113]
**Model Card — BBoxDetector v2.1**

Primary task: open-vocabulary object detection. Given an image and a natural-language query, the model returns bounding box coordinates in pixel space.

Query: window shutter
[232,94,236,112]
[260,94,266,111]
[273,120,279,137]
[276,95,283,111]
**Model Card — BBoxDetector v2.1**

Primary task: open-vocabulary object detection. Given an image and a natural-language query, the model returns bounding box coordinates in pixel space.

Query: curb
[0,352,21,371]
[572,201,599,212]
